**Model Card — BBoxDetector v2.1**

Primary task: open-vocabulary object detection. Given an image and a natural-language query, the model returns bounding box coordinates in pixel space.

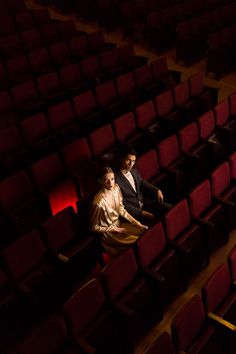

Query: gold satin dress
[90,183,143,256]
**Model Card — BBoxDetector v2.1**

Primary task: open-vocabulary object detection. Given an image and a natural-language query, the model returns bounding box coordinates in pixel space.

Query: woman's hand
[113,226,128,234]
[138,224,148,232]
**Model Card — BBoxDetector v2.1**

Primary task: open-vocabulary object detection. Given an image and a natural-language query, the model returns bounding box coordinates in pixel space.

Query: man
[115,145,172,223]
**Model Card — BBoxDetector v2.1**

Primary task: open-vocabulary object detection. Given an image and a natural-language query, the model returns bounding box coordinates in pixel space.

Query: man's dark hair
[119,144,137,159]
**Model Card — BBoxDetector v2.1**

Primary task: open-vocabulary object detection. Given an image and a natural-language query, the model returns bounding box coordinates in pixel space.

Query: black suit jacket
[115,169,159,218]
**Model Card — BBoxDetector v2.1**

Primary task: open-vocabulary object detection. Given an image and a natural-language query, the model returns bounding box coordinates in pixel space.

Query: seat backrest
[11,80,38,108]
[135,100,155,129]
[118,44,135,64]
[20,28,43,52]
[87,30,105,51]
[214,100,229,127]
[228,92,236,116]
[171,294,205,352]
[189,180,212,217]
[1,230,46,280]
[198,111,215,139]
[113,111,136,141]
[150,57,168,79]
[157,135,180,167]
[188,72,204,96]
[137,222,166,267]
[36,72,61,98]
[95,80,117,108]
[59,19,77,40]
[154,90,173,116]
[42,206,76,251]
[0,34,24,59]
[80,56,101,81]
[99,48,119,71]
[89,124,115,156]
[165,199,190,241]
[32,8,51,26]
[8,0,26,14]
[30,153,64,190]
[136,149,160,180]
[173,81,189,106]
[145,331,176,354]
[15,11,34,32]
[6,55,31,83]
[40,23,61,46]
[63,278,105,337]
[210,162,230,197]
[29,47,52,74]
[202,263,231,313]
[18,314,67,354]
[0,170,33,211]
[0,91,14,118]
[102,248,138,300]
[178,122,198,152]
[0,125,24,158]
[59,63,82,90]
[61,137,92,171]
[134,64,152,89]
[48,100,75,130]
[229,151,236,180]
[49,41,71,67]
[115,72,135,97]
[69,35,90,59]
[20,112,51,145]
[0,16,15,38]
[73,90,97,118]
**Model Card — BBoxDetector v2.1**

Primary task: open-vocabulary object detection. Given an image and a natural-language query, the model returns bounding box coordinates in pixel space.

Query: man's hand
[113,226,128,234]
[157,189,164,203]
[141,210,154,219]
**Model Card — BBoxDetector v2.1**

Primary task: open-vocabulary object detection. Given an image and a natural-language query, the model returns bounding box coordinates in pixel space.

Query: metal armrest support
[207,312,236,332]
[57,253,70,263]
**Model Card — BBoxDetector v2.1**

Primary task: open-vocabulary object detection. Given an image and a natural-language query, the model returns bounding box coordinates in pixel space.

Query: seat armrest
[183,151,200,162]
[162,166,180,176]
[212,195,234,208]
[75,336,96,354]
[140,265,165,283]
[57,253,70,263]
[207,312,236,332]
[167,239,191,254]
[18,283,31,295]
[109,299,133,317]
[191,215,214,229]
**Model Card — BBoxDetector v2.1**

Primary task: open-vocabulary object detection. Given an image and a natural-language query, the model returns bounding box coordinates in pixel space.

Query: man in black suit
[115,145,172,223]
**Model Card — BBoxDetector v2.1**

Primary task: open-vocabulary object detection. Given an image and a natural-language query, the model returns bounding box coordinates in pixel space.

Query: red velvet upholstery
[146,331,176,354]
[189,179,228,251]
[165,199,209,277]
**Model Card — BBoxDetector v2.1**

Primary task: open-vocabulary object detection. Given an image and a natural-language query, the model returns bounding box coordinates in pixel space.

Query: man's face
[121,154,136,172]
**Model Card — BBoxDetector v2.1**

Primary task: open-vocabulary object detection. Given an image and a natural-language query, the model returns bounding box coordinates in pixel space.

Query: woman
[90,167,148,256]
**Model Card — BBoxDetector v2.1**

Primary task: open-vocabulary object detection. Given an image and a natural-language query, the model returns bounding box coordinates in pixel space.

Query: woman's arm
[90,203,115,233]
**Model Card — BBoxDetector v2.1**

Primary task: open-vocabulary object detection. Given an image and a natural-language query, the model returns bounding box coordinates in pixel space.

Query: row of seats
[176,7,236,66]
[0,70,218,176]
[3,193,236,354]
[121,0,235,45]
[145,244,236,354]
[0,0,27,16]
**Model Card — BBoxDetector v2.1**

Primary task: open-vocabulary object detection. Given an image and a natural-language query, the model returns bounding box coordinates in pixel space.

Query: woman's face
[101,172,115,190]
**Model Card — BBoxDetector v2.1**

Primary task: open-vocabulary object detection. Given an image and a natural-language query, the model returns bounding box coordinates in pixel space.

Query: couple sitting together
[90,145,172,257]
